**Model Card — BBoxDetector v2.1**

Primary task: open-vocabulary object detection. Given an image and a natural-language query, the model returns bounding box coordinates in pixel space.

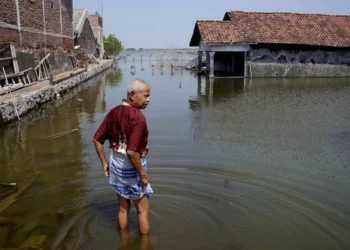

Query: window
[50,0,54,9]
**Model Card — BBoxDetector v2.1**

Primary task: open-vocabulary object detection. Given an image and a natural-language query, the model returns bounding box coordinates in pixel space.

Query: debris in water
[41,128,79,140]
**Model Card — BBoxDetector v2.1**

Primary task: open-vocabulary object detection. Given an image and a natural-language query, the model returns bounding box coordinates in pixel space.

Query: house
[73,9,103,59]
[0,0,74,77]
[89,14,104,59]
[189,11,350,78]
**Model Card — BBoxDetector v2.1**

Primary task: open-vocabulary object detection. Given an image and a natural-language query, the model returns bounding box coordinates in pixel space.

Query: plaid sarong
[109,151,153,200]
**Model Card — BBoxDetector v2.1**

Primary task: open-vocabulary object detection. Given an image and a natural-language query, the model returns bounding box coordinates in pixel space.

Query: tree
[103,34,123,56]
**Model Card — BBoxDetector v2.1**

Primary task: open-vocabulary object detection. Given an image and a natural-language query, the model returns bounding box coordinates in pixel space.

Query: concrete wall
[0,60,113,125]
[247,62,350,78]
[249,48,350,65]
[0,0,74,77]
[246,47,350,77]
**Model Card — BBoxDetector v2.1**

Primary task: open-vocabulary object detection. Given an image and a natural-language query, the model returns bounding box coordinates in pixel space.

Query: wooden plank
[0,57,15,61]
[10,43,19,74]
[34,53,50,70]
[43,62,49,79]
[26,73,31,84]
[22,75,27,85]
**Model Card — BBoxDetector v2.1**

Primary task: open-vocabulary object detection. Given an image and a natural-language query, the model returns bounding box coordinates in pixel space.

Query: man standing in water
[93,79,153,234]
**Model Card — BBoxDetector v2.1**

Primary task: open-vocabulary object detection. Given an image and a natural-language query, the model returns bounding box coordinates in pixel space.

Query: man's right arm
[93,112,110,177]
[93,139,109,177]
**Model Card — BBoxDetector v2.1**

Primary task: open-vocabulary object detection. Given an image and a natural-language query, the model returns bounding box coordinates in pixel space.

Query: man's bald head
[127,79,150,109]
[127,79,149,96]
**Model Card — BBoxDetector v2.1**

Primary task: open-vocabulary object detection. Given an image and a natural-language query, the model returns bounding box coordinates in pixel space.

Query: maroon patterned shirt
[93,99,149,156]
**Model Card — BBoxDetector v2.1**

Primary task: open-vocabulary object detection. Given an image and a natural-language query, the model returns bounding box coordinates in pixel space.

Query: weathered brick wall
[0,27,19,45]
[62,38,73,51]
[78,19,98,56]
[21,31,46,49]
[0,0,74,77]
[45,0,61,34]
[19,0,45,31]
[0,0,17,25]
[46,35,62,50]
[61,0,73,37]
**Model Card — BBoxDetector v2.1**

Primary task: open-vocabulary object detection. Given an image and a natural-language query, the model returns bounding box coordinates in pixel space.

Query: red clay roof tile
[190,11,350,47]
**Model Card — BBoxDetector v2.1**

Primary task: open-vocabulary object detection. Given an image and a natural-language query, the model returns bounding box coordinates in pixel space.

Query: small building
[189,11,350,78]
[73,9,102,59]
[89,14,104,59]
[0,0,74,76]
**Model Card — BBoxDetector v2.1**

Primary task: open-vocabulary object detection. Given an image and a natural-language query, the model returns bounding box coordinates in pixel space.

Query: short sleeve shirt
[93,99,149,155]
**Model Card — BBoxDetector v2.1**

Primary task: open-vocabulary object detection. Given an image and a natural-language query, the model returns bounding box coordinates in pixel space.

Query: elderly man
[93,79,153,234]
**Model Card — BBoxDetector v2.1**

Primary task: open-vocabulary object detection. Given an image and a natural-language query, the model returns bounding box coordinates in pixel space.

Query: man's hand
[103,162,109,177]
[141,173,150,185]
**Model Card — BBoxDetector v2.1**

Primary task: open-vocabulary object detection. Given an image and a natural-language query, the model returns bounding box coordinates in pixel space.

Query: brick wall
[0,0,17,25]
[61,0,73,37]
[1,0,73,48]
[62,38,73,51]
[20,0,45,31]
[0,27,20,45]
[21,31,46,49]
[0,0,74,76]
[45,0,61,34]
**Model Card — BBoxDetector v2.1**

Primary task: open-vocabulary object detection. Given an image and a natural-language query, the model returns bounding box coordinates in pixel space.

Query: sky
[73,0,350,49]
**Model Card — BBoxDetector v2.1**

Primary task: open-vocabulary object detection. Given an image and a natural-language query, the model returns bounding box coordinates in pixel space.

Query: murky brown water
[0,52,350,250]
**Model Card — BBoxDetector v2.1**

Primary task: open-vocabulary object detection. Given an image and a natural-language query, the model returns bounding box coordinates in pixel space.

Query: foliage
[104,34,123,55]
[105,69,123,86]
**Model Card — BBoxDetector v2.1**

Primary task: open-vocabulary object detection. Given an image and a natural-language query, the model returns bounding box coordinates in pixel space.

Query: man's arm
[126,150,149,185]
[93,138,109,177]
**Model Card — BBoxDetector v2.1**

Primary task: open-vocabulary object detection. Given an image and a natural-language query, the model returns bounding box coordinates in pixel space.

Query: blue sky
[73,0,350,49]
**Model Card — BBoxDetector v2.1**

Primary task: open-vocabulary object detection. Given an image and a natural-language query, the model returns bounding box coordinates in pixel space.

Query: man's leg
[133,195,149,234]
[117,194,130,229]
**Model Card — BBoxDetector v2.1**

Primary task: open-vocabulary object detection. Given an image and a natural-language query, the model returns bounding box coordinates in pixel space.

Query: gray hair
[127,79,147,96]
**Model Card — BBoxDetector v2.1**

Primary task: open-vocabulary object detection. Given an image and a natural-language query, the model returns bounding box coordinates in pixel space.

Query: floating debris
[41,128,79,140]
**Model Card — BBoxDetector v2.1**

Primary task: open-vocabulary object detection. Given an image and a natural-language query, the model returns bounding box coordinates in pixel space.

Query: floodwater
[0,51,349,250]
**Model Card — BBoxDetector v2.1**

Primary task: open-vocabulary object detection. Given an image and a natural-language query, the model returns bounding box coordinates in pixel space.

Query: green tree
[104,34,123,56]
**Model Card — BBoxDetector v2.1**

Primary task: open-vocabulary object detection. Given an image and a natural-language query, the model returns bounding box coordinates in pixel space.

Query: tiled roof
[190,11,350,47]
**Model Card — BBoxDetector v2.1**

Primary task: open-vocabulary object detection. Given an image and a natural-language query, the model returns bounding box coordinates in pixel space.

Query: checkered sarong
[109,151,153,200]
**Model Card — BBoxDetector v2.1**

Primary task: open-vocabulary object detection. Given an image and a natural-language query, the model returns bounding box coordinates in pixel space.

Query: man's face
[131,85,150,109]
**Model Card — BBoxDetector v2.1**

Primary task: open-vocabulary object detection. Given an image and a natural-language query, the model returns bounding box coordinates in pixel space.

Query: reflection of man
[93,79,153,234]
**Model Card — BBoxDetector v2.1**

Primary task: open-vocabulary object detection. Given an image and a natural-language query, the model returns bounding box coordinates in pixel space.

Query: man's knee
[134,196,149,214]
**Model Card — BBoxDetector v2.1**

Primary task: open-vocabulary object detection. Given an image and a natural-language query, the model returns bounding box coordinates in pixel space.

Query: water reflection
[189,77,245,110]
[0,71,112,249]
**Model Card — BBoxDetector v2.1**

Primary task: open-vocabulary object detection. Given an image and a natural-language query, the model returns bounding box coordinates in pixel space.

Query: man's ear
[129,91,136,100]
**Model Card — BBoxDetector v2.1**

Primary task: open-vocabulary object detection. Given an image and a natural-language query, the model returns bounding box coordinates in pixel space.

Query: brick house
[0,0,74,77]
[89,14,104,59]
[190,11,350,77]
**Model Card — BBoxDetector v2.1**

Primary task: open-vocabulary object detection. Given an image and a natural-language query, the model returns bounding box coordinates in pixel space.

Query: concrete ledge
[247,62,350,78]
[0,60,114,125]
